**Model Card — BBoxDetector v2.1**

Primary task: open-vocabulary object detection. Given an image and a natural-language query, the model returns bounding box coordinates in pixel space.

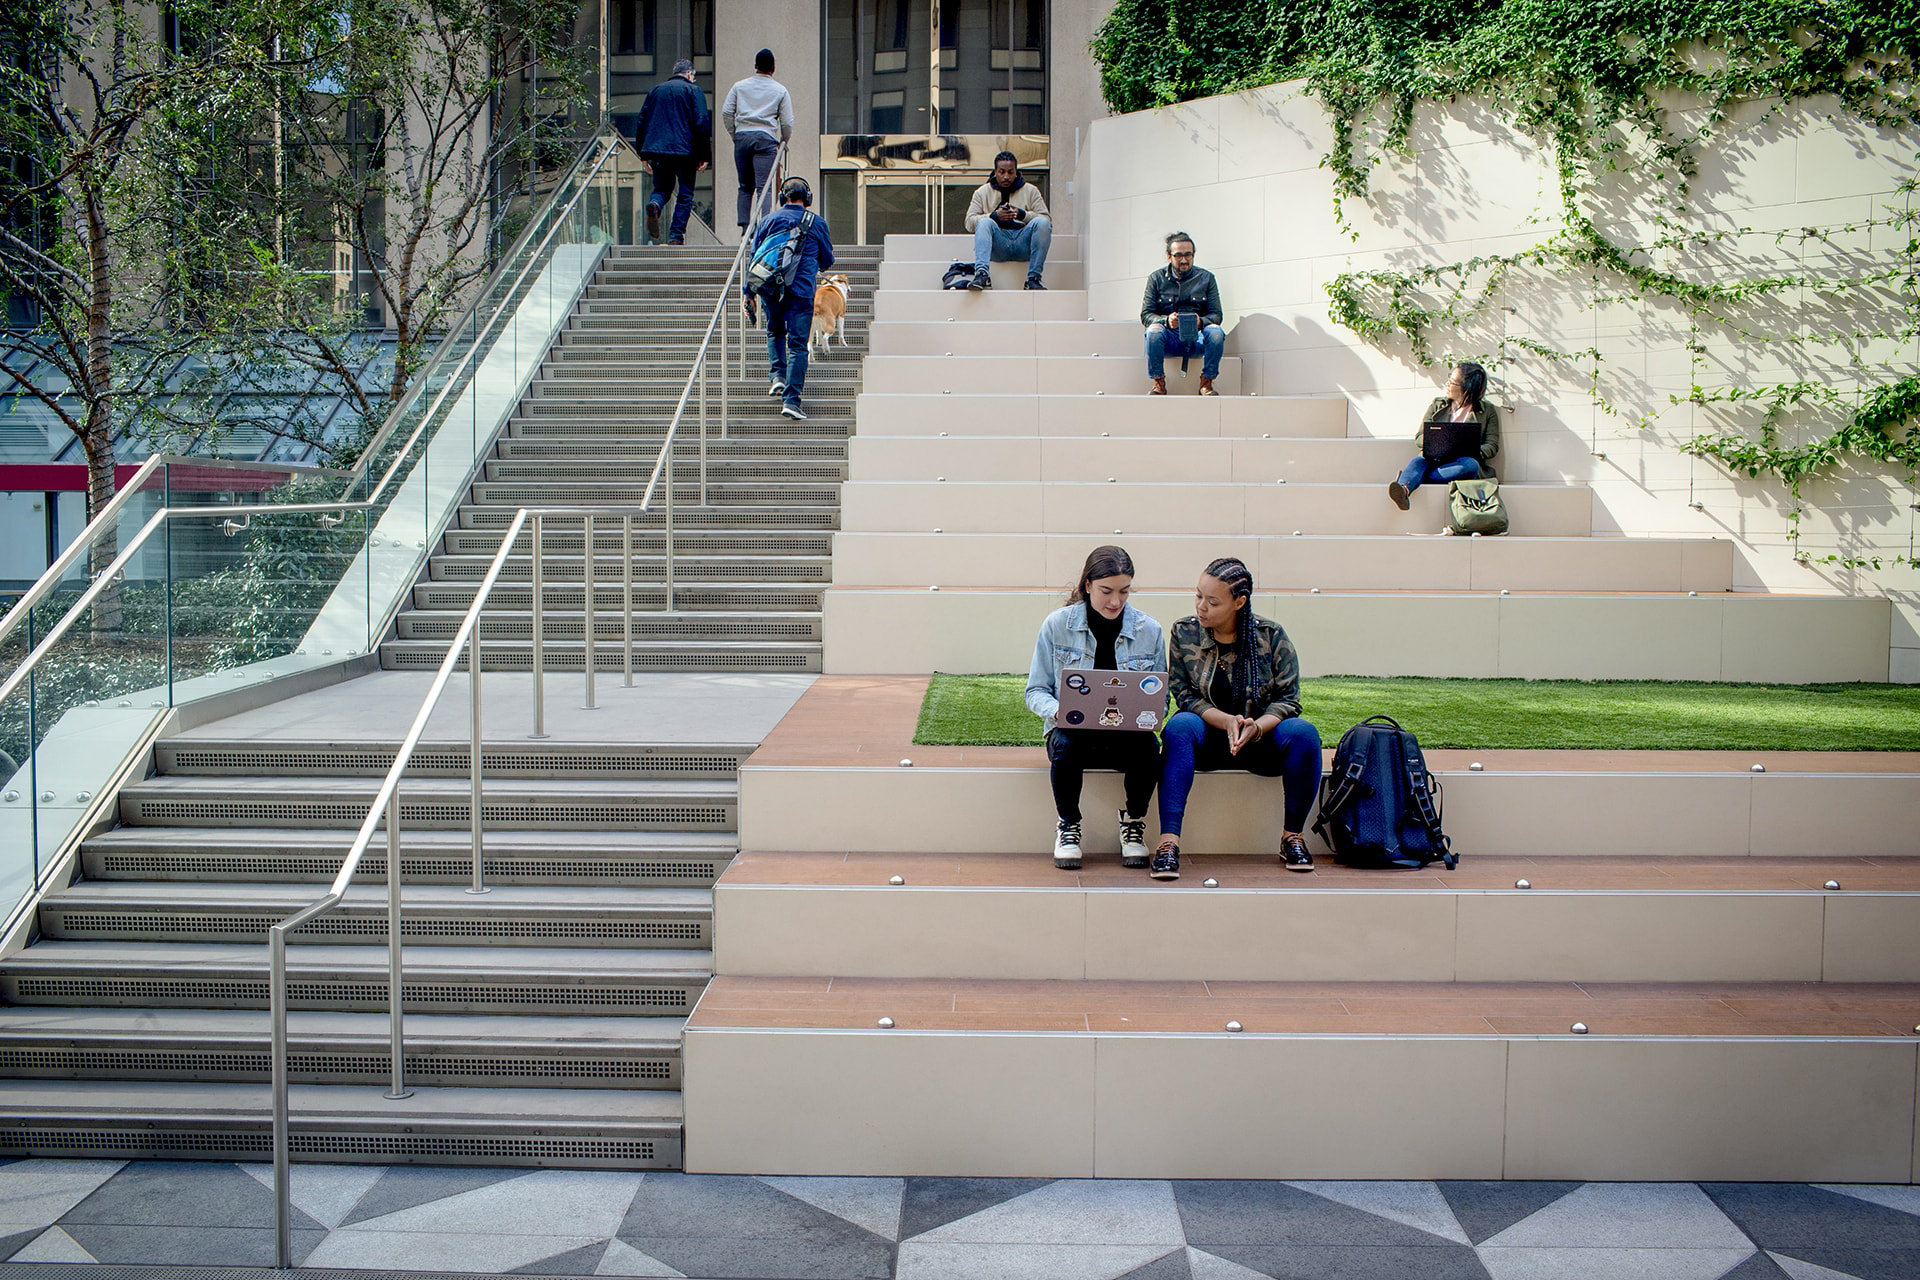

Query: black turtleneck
[1085,601,1122,670]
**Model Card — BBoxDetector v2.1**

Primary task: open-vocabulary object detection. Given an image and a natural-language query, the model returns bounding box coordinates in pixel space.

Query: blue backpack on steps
[1311,715,1458,869]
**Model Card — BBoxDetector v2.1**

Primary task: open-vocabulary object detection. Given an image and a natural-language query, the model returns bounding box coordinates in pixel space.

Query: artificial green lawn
[913,673,1920,752]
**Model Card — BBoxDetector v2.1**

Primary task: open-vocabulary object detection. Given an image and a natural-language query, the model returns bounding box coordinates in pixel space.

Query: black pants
[1045,728,1161,825]
[644,154,699,241]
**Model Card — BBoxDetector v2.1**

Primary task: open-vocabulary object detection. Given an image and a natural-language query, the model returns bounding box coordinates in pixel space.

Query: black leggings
[1045,728,1161,824]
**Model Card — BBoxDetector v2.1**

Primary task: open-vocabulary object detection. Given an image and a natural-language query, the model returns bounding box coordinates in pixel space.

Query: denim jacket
[1025,602,1166,736]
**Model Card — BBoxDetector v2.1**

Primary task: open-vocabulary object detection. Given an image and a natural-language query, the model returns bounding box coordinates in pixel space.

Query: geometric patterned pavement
[2,1161,1919,1278]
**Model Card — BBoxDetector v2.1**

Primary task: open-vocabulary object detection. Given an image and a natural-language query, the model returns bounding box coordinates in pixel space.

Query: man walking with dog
[743,176,834,421]
[636,60,711,246]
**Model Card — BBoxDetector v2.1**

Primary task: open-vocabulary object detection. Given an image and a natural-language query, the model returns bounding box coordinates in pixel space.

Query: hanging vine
[1092,0,1920,566]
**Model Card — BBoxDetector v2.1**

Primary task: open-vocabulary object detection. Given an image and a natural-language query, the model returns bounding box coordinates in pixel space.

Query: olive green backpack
[1447,477,1509,535]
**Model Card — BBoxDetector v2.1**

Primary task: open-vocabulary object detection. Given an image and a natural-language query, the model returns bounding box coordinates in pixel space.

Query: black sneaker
[1118,811,1149,867]
[1282,833,1315,873]
[1149,840,1180,881]
[967,267,992,291]
[767,379,786,397]
[1053,820,1083,870]
[645,202,662,242]
[781,400,807,421]
[1025,274,1047,290]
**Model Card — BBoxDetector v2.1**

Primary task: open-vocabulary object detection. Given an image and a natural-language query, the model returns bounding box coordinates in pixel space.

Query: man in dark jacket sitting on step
[636,60,711,245]
[1140,231,1225,396]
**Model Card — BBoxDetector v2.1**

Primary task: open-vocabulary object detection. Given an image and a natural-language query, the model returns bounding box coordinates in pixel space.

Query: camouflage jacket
[1166,614,1302,722]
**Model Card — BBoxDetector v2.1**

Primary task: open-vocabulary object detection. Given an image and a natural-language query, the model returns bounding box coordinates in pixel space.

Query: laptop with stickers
[1058,669,1169,732]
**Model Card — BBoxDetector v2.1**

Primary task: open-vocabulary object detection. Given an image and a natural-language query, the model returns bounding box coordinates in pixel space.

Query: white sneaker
[1118,811,1150,868]
[767,379,786,397]
[1052,820,1082,870]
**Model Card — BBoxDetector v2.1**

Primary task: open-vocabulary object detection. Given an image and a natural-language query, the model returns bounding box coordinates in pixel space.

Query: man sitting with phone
[1141,232,1224,396]
[964,152,1052,292]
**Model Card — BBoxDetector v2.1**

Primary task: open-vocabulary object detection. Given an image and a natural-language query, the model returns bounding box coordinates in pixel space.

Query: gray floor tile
[622,1172,886,1243]
[1435,1182,1583,1245]
[338,1165,530,1226]
[1718,1252,1799,1279]
[1173,1180,1467,1248]
[58,1162,325,1233]
[1204,1243,1494,1280]
[1115,1248,1196,1280]
[899,1178,1056,1241]
[622,1233,893,1280]
[1770,1251,1919,1280]
[894,1241,1181,1279]
[1703,1185,1920,1253]
[911,1180,1182,1247]
[761,1176,906,1242]
[508,1239,612,1274]
[1479,1247,1755,1280]
[1480,1184,1752,1251]
[0,1227,46,1261]
[56,1223,326,1267]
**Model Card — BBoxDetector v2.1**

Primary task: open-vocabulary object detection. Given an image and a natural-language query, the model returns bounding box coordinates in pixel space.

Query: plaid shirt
[1166,614,1302,721]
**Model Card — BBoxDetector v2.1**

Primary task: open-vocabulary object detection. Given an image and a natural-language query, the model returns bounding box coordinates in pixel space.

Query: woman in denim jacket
[1152,556,1322,881]
[1025,545,1165,871]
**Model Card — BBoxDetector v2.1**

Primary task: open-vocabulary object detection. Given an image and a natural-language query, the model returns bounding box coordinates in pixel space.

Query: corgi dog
[810,274,852,355]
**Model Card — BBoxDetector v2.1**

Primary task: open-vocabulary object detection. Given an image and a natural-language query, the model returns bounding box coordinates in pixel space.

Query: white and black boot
[1118,810,1150,868]
[1052,819,1083,870]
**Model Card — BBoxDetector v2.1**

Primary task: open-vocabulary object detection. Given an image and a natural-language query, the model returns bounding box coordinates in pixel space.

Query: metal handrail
[268,503,644,1267]
[0,128,632,668]
[637,142,790,611]
[0,455,351,654]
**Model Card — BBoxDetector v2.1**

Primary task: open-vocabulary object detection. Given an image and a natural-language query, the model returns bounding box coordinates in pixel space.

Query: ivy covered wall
[1084,1,1920,677]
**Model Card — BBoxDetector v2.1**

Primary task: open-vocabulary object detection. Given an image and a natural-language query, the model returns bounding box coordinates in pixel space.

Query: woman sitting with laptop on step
[1025,546,1165,871]
[1151,557,1322,882]
[1387,361,1502,511]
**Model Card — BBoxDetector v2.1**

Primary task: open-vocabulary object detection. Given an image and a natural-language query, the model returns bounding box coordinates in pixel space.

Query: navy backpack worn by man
[743,176,834,421]
[636,59,711,245]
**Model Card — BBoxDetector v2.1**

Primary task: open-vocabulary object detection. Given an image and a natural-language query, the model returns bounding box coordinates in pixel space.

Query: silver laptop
[1058,669,1169,732]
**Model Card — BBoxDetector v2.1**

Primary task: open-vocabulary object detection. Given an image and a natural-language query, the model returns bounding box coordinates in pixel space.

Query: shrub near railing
[1092,0,1920,568]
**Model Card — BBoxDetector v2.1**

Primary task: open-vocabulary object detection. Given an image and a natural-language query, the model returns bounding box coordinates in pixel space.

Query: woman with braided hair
[1152,557,1322,880]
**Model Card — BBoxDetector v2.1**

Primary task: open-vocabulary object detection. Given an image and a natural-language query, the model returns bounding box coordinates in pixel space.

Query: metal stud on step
[1825,880,1842,891]
[1225,1021,1243,1033]
[1203,878,1219,888]
[877,1017,895,1029]
[1515,879,1531,890]
[1570,1022,1589,1034]
[1751,763,1766,773]
[1470,762,1485,771]
[889,875,905,886]
[899,759,913,767]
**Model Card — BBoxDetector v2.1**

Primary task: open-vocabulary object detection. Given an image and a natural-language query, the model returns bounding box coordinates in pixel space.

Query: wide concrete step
[396,610,822,645]
[0,1008,687,1089]
[512,402,852,427]
[441,525,835,556]
[0,941,711,1014]
[884,232,1083,258]
[426,551,832,583]
[414,579,825,613]
[854,392,1348,438]
[863,353,1238,395]
[529,370,866,394]
[870,320,1144,358]
[117,775,737,831]
[878,258,1085,291]
[849,434,1414,483]
[483,457,847,483]
[0,1079,683,1167]
[37,881,713,948]
[840,480,1593,537]
[80,827,737,886]
[872,288,1094,322]
[494,436,847,462]
[469,480,842,506]
[455,502,840,531]
[683,975,1919,1180]
[714,849,1920,984]
[153,738,748,780]
[379,638,823,675]
[820,588,1895,682]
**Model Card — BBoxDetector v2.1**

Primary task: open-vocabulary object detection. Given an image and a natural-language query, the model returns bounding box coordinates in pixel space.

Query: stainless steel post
[384,789,412,1100]
[663,441,676,614]
[720,294,730,441]
[467,622,488,895]
[622,514,634,686]
[271,927,291,1267]
[530,513,548,739]
[582,513,597,710]
[697,351,707,506]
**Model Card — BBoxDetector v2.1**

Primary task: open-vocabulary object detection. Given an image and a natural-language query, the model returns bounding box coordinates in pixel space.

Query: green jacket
[1419,397,1502,474]
[1166,614,1302,722]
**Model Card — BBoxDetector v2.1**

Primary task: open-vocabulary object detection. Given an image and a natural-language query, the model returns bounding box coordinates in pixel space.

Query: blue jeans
[734,132,780,229]
[1158,710,1323,838]
[645,154,699,241]
[1397,454,1482,494]
[973,215,1052,276]
[766,293,813,405]
[1146,323,1224,380]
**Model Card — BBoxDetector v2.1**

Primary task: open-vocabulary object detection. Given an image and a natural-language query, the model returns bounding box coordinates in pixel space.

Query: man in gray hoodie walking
[721,49,795,232]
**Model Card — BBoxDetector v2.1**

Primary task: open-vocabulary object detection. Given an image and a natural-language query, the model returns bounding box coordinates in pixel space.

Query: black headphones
[780,176,813,207]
